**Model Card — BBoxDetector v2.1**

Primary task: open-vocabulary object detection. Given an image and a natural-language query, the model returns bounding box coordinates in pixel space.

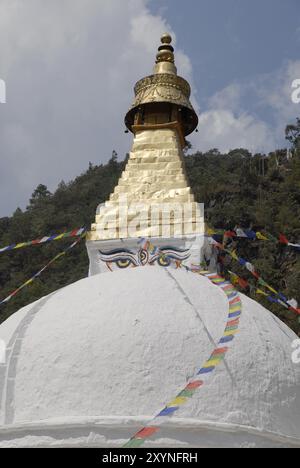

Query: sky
[0,0,299,217]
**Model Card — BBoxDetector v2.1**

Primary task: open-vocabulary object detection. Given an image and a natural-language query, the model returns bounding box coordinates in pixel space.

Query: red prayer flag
[227,319,240,327]
[229,297,241,305]
[186,380,203,390]
[238,278,249,289]
[279,234,289,245]
[135,427,158,439]
[289,306,300,316]
[250,271,260,280]
[212,347,229,355]
[224,231,236,238]
[70,229,79,237]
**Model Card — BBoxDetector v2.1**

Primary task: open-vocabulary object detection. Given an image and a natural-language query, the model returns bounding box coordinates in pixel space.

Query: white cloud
[208,83,242,113]
[192,109,274,154]
[190,82,276,153]
[191,60,300,153]
[0,0,193,216]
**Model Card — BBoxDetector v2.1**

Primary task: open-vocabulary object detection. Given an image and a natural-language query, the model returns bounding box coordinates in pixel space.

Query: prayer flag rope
[209,238,300,316]
[123,271,242,448]
[0,233,86,308]
[206,227,300,250]
[0,228,86,255]
[0,224,300,254]
[228,269,300,315]
[1,225,299,257]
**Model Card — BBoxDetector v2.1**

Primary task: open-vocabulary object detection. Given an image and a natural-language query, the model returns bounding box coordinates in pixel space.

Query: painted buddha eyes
[98,246,190,271]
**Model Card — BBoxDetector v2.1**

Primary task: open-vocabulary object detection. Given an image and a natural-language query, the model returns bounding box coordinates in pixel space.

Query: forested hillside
[0,121,299,334]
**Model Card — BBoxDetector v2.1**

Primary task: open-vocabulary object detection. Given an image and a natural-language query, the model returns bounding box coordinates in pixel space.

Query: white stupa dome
[0,266,299,448]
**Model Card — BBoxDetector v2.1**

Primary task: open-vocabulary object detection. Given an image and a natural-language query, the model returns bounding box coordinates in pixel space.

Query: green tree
[285,117,300,150]
[29,184,52,208]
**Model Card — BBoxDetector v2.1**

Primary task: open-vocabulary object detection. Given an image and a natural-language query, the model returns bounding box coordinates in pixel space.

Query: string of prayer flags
[257,277,278,295]
[223,246,277,294]
[209,239,300,317]
[206,226,300,250]
[0,234,85,308]
[256,289,300,314]
[0,228,86,255]
[1,225,299,258]
[229,264,300,318]
[123,272,242,448]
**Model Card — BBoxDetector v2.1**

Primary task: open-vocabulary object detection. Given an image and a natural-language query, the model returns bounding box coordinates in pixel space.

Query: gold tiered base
[87,128,203,240]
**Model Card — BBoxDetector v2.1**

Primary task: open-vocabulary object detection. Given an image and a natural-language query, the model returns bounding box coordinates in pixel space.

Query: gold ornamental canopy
[125,34,198,137]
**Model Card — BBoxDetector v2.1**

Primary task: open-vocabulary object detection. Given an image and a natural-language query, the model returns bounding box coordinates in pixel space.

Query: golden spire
[154,33,177,75]
[87,32,202,244]
[125,33,198,136]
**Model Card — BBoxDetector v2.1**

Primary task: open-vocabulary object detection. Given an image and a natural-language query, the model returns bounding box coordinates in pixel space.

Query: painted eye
[98,249,138,270]
[157,255,171,267]
[116,259,133,269]
[149,246,190,267]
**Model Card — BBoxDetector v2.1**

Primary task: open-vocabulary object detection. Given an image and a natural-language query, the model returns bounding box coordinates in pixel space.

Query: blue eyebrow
[98,248,135,255]
[159,246,190,253]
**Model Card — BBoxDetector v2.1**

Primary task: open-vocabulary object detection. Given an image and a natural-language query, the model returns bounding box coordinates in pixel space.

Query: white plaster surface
[0,266,299,447]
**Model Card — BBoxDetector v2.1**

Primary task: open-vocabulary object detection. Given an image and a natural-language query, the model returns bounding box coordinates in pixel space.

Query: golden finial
[156,33,175,64]
[161,33,172,44]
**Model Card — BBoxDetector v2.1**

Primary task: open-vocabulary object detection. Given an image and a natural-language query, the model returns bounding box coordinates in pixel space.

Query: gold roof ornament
[125,33,198,137]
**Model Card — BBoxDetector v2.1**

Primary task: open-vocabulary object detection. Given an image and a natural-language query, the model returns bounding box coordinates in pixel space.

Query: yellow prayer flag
[212,278,224,283]
[230,273,239,284]
[265,284,278,295]
[230,250,239,261]
[229,304,242,312]
[204,358,222,367]
[24,279,34,286]
[256,289,268,296]
[168,397,187,407]
[223,329,239,337]
[54,234,65,240]
[256,232,269,241]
